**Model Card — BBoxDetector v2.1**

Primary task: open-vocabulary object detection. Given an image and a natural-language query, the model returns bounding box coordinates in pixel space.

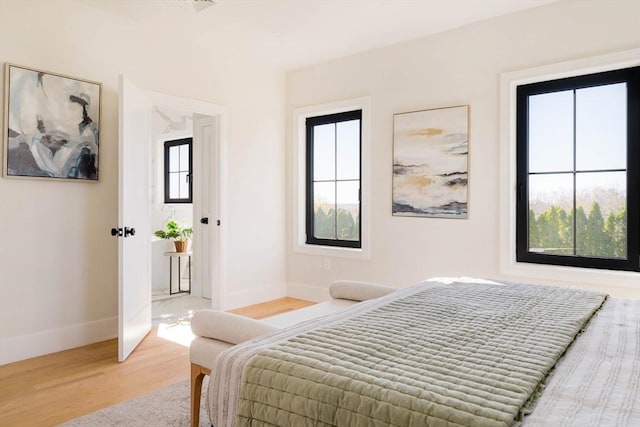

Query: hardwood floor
[228,296,315,319]
[0,297,314,427]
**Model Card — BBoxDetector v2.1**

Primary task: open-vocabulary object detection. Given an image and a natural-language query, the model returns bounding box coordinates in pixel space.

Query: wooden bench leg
[191,363,211,427]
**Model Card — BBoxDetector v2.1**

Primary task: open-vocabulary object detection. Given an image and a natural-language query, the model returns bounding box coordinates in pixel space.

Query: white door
[193,115,220,305]
[117,75,152,361]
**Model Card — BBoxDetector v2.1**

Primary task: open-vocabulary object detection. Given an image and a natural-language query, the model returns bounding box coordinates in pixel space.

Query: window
[516,66,640,271]
[306,110,362,248]
[292,97,370,259]
[164,137,193,204]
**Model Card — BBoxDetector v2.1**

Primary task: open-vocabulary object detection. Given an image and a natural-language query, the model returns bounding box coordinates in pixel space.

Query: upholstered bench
[189,281,395,427]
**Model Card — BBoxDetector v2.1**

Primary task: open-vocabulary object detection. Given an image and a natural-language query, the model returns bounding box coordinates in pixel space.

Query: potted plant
[153,219,193,252]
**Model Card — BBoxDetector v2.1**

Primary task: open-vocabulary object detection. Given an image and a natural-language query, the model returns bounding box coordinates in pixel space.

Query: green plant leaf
[153,220,193,241]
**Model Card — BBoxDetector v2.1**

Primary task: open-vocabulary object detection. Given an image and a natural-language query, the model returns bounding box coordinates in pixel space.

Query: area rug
[59,378,210,427]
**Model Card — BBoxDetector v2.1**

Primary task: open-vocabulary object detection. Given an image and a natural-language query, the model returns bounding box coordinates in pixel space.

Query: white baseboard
[287,282,330,302]
[222,284,287,311]
[0,317,117,366]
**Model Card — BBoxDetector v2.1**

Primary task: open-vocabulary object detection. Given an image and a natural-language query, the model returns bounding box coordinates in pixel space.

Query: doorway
[118,77,225,360]
[148,102,222,326]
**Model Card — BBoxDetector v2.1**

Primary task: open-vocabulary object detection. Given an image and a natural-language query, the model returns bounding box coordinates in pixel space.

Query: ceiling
[84,0,557,70]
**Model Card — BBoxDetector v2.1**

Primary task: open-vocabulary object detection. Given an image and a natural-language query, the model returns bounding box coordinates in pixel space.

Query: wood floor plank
[229,296,315,319]
[0,297,314,427]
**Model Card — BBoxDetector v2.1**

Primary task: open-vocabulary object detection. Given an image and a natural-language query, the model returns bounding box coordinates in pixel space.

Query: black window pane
[179,144,190,171]
[169,145,180,172]
[169,172,180,200]
[336,120,360,180]
[313,182,335,239]
[576,83,626,171]
[313,124,335,181]
[528,174,574,255]
[528,90,574,173]
[178,172,190,199]
[336,180,359,241]
[575,172,626,259]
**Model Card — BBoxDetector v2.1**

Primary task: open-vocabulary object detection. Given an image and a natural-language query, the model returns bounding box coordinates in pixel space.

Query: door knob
[200,217,209,224]
[124,227,136,237]
[111,227,123,237]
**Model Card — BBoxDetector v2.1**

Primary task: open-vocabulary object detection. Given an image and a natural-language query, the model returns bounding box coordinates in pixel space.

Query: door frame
[192,115,215,301]
[147,90,227,310]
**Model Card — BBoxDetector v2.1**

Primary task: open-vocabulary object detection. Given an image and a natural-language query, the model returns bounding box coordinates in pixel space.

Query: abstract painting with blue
[3,64,101,181]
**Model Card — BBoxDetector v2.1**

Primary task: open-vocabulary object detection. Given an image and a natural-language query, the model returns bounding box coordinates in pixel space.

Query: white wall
[0,1,287,364]
[286,0,640,300]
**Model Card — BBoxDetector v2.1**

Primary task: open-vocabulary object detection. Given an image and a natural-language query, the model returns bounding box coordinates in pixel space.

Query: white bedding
[523,297,640,426]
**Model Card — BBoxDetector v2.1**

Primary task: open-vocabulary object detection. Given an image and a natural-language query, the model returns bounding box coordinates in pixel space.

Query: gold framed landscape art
[393,105,469,218]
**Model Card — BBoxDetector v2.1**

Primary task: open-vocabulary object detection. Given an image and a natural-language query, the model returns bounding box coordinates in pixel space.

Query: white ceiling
[84,0,557,70]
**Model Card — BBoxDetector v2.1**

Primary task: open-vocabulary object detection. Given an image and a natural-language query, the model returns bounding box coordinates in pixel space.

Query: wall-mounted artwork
[393,105,469,218]
[3,63,102,181]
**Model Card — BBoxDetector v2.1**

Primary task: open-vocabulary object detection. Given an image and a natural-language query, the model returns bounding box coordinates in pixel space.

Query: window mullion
[572,89,577,256]
[334,123,338,241]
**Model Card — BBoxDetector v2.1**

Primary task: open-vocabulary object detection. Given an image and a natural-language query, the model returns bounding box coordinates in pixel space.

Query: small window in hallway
[164,137,193,204]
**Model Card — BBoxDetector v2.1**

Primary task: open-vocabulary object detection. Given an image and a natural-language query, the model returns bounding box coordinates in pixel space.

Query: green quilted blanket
[209,279,607,427]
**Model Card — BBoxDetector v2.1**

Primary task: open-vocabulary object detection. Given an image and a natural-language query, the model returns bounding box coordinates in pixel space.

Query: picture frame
[3,63,102,181]
[392,105,469,218]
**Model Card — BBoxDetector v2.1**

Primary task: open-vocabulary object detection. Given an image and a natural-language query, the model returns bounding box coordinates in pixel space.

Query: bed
[191,278,640,426]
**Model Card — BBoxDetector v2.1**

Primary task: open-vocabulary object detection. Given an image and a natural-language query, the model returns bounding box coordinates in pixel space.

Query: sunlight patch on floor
[152,294,211,346]
[156,313,196,347]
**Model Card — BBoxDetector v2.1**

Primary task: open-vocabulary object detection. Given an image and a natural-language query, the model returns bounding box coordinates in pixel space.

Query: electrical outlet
[323,257,331,271]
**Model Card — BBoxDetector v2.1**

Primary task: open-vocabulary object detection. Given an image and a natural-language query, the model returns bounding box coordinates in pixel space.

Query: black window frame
[163,137,193,204]
[516,66,640,271]
[306,110,362,249]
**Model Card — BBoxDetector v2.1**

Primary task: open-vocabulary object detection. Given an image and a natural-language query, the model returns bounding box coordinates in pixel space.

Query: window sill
[500,258,640,290]
[161,203,192,210]
[293,242,370,260]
